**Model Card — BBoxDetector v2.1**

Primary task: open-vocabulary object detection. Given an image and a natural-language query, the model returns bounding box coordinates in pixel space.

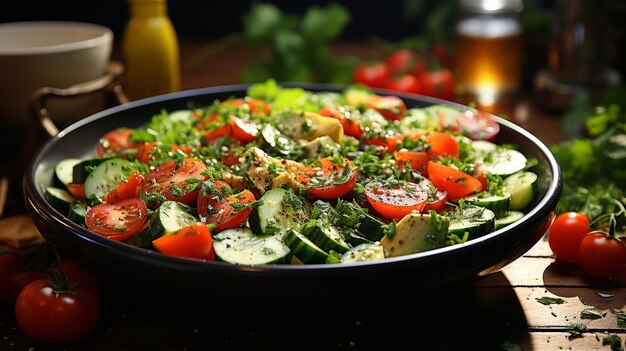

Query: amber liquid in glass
[455,18,522,98]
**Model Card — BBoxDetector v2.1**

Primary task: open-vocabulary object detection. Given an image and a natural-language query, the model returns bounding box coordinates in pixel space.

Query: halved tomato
[202,116,258,143]
[135,142,194,164]
[152,222,215,260]
[139,157,207,207]
[366,95,407,121]
[85,198,148,241]
[197,180,256,232]
[297,157,358,200]
[440,110,500,141]
[95,128,134,157]
[227,97,271,115]
[394,150,429,175]
[364,181,429,220]
[426,131,460,159]
[66,183,85,200]
[101,171,143,204]
[319,107,364,139]
[427,161,482,199]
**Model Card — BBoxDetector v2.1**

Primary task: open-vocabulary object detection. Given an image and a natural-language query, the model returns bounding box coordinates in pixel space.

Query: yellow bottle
[122,0,181,101]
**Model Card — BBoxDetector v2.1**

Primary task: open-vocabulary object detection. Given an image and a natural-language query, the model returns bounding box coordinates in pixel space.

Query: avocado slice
[381,212,450,257]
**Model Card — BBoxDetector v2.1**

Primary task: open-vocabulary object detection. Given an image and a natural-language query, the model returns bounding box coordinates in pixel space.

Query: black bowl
[23,83,561,297]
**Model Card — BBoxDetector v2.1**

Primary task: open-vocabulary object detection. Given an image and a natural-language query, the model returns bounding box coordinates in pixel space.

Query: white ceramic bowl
[0,21,113,130]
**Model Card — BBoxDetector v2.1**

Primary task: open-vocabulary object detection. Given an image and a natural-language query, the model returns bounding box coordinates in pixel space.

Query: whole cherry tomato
[385,74,422,95]
[353,62,390,89]
[418,68,455,100]
[15,276,101,343]
[547,212,589,264]
[579,230,626,280]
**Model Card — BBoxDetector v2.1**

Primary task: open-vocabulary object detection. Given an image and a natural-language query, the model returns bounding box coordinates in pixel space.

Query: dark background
[1,0,625,88]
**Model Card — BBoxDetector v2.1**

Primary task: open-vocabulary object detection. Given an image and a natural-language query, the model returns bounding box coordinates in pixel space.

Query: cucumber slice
[72,157,112,184]
[83,158,135,203]
[55,158,82,186]
[381,212,450,257]
[68,201,88,225]
[308,222,350,254]
[150,200,198,239]
[445,205,496,239]
[495,211,525,230]
[483,149,527,176]
[283,229,328,264]
[462,192,511,218]
[213,228,292,265]
[260,124,296,156]
[249,188,308,237]
[45,186,75,214]
[503,171,538,210]
[341,242,385,263]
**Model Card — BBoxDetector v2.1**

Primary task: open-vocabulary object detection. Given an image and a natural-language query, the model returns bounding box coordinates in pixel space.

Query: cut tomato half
[364,181,429,220]
[298,157,358,200]
[427,161,482,199]
[139,157,206,207]
[85,198,148,241]
[197,180,256,232]
[152,222,215,260]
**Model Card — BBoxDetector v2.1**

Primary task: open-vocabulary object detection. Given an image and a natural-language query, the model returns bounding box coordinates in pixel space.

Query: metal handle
[29,60,128,138]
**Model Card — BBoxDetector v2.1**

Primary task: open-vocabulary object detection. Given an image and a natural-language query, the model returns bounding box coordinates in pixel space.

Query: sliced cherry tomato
[579,230,626,279]
[394,150,429,175]
[227,97,271,115]
[139,157,207,207]
[426,131,460,159]
[385,131,426,152]
[386,49,417,74]
[440,110,500,141]
[197,180,256,232]
[364,181,429,220]
[385,74,422,94]
[366,95,407,121]
[152,222,215,260]
[298,158,358,200]
[203,135,243,166]
[95,128,133,157]
[427,161,482,199]
[417,178,448,212]
[85,198,148,241]
[15,278,101,344]
[353,61,390,88]
[418,68,455,101]
[101,171,142,204]
[547,212,590,264]
[202,116,258,144]
[135,141,193,164]
[319,107,364,139]
[66,183,85,200]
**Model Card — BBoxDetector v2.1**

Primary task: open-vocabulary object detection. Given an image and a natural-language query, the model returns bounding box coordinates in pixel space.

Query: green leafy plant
[240,2,357,84]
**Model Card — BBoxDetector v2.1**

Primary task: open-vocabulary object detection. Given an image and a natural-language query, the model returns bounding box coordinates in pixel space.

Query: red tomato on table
[353,61,390,88]
[579,231,626,279]
[547,212,589,264]
[418,68,455,101]
[385,74,422,95]
[15,278,101,344]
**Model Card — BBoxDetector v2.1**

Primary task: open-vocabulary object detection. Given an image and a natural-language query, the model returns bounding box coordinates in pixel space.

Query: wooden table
[1,41,625,351]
